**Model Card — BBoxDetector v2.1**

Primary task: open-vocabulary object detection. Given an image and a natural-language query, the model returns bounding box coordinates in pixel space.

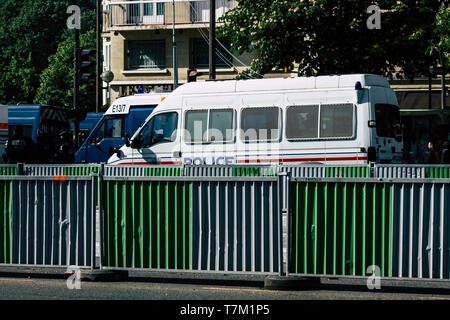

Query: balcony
[105,0,236,30]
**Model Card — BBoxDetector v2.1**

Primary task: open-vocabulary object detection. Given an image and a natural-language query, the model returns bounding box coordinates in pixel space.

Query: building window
[192,38,232,69]
[127,40,165,70]
[143,3,165,17]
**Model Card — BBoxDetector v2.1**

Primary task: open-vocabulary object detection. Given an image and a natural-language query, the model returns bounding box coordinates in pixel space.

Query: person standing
[425,141,440,164]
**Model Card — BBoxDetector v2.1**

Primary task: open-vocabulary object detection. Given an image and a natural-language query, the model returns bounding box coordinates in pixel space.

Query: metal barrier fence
[289,177,450,280]
[0,178,12,264]
[1,163,450,179]
[1,164,450,284]
[23,164,100,176]
[0,175,96,268]
[100,176,281,274]
[104,165,183,177]
[0,164,17,176]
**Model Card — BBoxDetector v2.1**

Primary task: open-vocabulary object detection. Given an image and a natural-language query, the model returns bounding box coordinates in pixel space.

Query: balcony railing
[106,0,236,28]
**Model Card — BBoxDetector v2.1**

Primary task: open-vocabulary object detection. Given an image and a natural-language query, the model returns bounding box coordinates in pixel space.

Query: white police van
[108,74,403,166]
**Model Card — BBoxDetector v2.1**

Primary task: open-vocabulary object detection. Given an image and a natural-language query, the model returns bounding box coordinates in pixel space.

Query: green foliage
[427,3,449,71]
[218,0,444,79]
[0,0,95,105]
[35,11,97,109]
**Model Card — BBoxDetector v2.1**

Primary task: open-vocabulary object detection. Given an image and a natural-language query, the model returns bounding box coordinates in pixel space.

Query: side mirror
[125,133,130,147]
[130,136,142,149]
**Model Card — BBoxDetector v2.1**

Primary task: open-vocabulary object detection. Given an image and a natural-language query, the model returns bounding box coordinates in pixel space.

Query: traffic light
[187,68,198,83]
[79,48,96,80]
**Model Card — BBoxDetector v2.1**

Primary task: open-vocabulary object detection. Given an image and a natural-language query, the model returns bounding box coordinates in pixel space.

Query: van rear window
[240,107,280,142]
[320,104,354,138]
[286,104,354,140]
[375,104,401,139]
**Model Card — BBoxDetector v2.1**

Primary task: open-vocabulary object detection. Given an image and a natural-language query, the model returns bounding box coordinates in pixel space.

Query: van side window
[185,110,208,142]
[240,107,280,142]
[286,105,319,139]
[105,118,125,138]
[185,109,234,143]
[320,104,354,138]
[152,112,178,144]
[209,110,233,142]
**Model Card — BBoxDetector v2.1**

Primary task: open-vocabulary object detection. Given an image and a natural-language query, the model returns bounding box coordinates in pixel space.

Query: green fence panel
[325,166,370,178]
[290,180,393,277]
[145,167,183,177]
[103,180,192,269]
[0,180,12,264]
[425,167,450,179]
[0,167,17,176]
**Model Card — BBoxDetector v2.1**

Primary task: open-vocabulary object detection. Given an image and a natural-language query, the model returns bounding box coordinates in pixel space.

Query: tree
[427,3,449,72]
[0,0,95,105]
[35,11,97,110]
[218,0,443,79]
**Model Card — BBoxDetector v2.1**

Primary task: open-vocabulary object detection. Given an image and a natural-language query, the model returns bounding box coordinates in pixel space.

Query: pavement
[1,265,450,318]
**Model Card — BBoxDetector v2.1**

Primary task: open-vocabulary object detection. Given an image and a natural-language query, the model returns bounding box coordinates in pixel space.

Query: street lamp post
[173,0,178,89]
[209,0,216,80]
[96,0,102,113]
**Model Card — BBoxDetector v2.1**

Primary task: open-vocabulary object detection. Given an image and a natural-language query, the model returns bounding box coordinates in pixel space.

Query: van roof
[171,74,390,96]
[111,93,168,105]
[105,93,168,115]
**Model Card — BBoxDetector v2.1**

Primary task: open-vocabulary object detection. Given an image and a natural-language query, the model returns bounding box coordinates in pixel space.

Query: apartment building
[102,0,274,104]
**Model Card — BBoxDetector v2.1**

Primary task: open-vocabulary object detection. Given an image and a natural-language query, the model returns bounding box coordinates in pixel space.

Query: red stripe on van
[119,161,182,165]
[117,157,366,166]
[236,156,368,164]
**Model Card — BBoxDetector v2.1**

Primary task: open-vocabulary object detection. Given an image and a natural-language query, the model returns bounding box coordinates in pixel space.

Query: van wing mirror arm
[125,133,130,147]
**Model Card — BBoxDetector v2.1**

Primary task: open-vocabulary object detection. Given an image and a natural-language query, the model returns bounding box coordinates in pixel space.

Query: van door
[85,115,126,163]
[131,111,180,165]
[370,87,402,163]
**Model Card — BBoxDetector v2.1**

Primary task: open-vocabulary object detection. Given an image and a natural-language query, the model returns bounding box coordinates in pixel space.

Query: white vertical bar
[439,183,445,279]
[233,181,237,272]
[429,183,435,279]
[251,181,255,272]
[224,181,228,272]
[418,183,424,278]
[215,181,220,271]
[408,183,414,278]
[398,183,405,277]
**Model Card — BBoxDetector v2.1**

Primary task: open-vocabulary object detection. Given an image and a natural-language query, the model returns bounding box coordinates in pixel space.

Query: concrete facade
[102,0,275,106]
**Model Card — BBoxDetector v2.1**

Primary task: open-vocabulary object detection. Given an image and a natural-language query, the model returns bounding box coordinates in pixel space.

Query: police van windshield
[375,104,402,140]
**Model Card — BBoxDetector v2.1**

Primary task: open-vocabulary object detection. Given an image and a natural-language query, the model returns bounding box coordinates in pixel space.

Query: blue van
[0,105,7,163]
[71,112,104,146]
[7,104,71,163]
[74,93,167,164]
